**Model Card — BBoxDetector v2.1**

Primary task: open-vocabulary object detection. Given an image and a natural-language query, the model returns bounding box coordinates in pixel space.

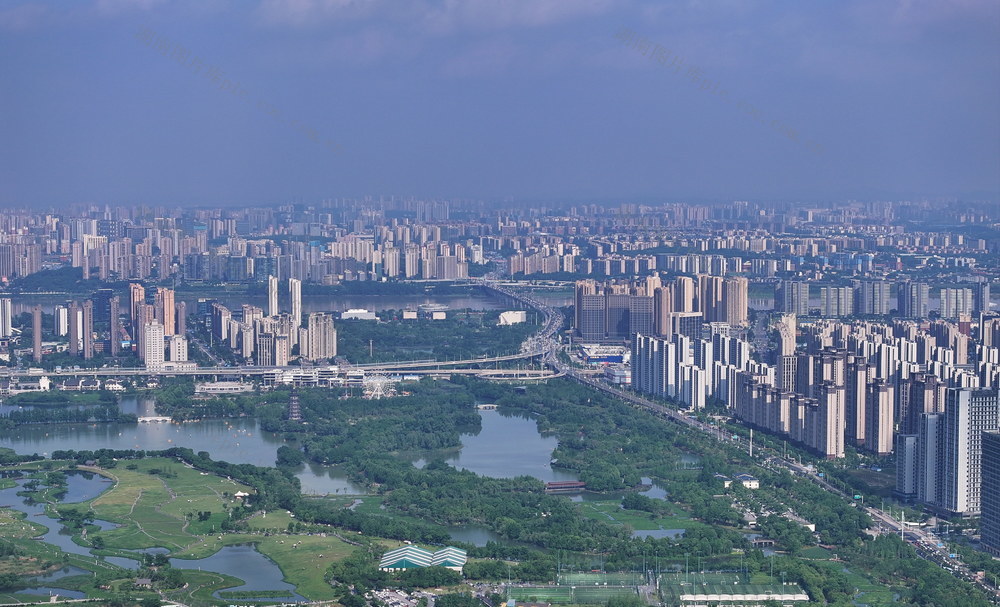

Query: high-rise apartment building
[302,312,338,360]
[53,304,68,336]
[129,283,145,334]
[32,305,42,363]
[776,281,810,316]
[175,300,187,336]
[981,431,1000,555]
[155,287,175,335]
[289,278,302,327]
[898,281,930,318]
[820,286,854,317]
[0,298,11,338]
[109,295,121,356]
[938,388,1000,515]
[653,286,673,337]
[853,280,891,315]
[68,301,81,356]
[267,275,279,317]
[82,300,94,360]
[973,282,992,315]
[723,276,749,327]
[940,288,973,319]
[143,320,165,369]
[167,334,188,362]
[674,276,696,313]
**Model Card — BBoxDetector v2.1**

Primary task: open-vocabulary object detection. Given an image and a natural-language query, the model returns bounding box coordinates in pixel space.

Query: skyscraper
[776,281,810,316]
[68,301,80,356]
[982,431,1000,556]
[653,286,673,337]
[940,288,973,319]
[175,300,187,336]
[109,295,121,356]
[723,276,749,327]
[129,282,145,335]
[155,287,175,336]
[853,280,891,315]
[775,314,797,392]
[973,282,992,315]
[674,276,696,313]
[289,278,302,327]
[939,387,1000,515]
[303,312,338,360]
[267,275,279,317]
[898,281,929,318]
[820,286,854,317]
[82,300,94,360]
[32,305,42,363]
[53,305,68,336]
[697,275,724,322]
[0,298,11,338]
[143,320,165,369]
[137,303,155,361]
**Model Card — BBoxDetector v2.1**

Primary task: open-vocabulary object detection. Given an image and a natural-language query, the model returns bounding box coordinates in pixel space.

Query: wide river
[4,289,574,316]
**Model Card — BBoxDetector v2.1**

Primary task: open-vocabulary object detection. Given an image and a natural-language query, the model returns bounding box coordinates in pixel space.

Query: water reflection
[170,544,305,601]
[417,410,578,482]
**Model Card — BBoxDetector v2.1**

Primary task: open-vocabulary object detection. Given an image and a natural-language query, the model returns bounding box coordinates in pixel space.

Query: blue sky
[1,0,998,207]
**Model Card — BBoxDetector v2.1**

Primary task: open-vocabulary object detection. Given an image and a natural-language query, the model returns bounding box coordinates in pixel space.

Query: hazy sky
[1,0,998,207]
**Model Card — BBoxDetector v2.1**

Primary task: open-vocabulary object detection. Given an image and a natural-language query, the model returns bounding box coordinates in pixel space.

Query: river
[4,291,509,317]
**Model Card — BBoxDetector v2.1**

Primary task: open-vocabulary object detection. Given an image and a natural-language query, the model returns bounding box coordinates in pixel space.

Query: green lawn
[577,499,706,534]
[86,458,254,552]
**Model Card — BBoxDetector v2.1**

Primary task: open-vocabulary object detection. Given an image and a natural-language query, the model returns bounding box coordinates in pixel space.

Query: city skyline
[0,0,998,206]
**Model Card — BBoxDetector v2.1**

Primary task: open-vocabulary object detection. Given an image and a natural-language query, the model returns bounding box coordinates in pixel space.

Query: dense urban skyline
[1,0,999,206]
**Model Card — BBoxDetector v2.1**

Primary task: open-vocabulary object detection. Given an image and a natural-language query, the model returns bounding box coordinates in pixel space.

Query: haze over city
[1,0,999,206]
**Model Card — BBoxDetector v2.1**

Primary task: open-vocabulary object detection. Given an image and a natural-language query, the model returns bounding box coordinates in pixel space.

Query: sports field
[557,572,646,586]
[509,585,638,604]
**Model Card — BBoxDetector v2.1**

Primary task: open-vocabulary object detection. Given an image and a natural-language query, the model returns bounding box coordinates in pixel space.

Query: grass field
[557,572,645,586]
[577,499,706,534]
[509,586,638,604]
[0,459,365,602]
[87,458,253,552]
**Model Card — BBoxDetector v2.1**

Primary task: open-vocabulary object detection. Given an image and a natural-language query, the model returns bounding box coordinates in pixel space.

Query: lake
[1,399,576,492]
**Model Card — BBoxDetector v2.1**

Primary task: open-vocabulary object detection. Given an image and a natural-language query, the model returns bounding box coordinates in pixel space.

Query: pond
[413,409,579,482]
[60,470,115,504]
[170,544,305,602]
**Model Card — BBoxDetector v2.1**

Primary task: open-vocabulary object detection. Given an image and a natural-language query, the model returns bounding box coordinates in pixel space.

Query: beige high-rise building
[32,305,42,363]
[674,276,696,313]
[267,275,279,317]
[723,276,748,326]
[289,278,302,327]
[303,312,338,360]
[155,287,175,336]
[82,300,94,360]
[68,301,80,356]
[653,286,673,337]
[865,379,895,456]
[129,283,145,333]
[698,275,724,321]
